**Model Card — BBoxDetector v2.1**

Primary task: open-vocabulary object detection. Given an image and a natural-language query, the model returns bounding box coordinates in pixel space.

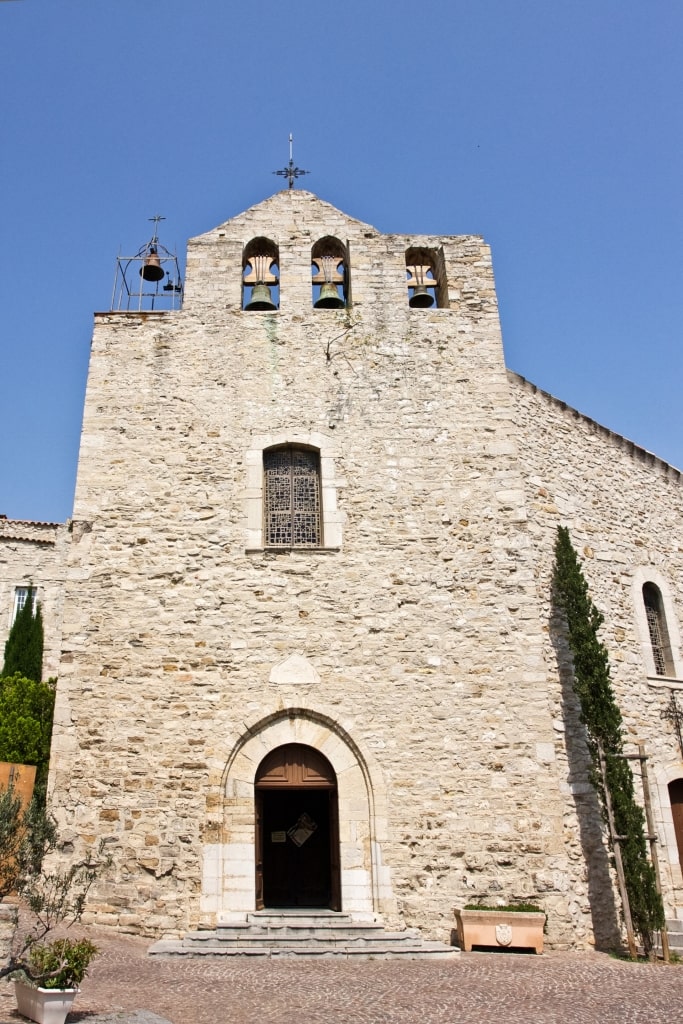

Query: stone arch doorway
[668,779,683,869]
[255,744,341,910]
[203,710,397,926]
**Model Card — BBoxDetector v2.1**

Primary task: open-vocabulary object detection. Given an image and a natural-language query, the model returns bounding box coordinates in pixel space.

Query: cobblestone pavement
[2,930,683,1024]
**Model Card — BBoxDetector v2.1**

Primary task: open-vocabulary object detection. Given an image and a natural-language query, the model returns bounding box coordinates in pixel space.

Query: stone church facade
[2,191,682,949]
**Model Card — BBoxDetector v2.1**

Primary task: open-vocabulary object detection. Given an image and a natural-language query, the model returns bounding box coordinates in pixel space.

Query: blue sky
[1,0,681,522]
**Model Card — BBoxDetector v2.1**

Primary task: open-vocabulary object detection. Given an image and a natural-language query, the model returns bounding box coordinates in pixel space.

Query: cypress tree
[553,525,664,955]
[2,586,43,682]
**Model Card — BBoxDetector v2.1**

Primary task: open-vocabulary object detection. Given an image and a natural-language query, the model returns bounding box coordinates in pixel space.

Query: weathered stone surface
[511,372,683,947]
[3,191,683,953]
[0,518,69,678]
[0,903,17,969]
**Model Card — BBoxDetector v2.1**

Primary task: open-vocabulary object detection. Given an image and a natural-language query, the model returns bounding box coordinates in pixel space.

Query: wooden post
[597,740,638,958]
[638,743,670,962]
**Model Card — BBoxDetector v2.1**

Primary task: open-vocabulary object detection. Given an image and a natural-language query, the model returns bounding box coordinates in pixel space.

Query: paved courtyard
[2,929,683,1024]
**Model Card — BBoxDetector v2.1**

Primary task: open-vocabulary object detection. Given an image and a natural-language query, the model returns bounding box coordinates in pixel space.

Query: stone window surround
[244,430,344,552]
[10,585,38,626]
[632,567,682,684]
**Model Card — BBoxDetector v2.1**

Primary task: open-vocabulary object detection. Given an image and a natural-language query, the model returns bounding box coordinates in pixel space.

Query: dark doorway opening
[255,744,340,911]
[669,778,683,868]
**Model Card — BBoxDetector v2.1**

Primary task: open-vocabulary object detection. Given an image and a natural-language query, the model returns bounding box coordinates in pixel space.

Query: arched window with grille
[643,582,675,677]
[263,446,322,548]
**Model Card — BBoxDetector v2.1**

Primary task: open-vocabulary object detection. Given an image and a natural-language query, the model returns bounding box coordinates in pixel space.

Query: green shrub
[27,937,99,989]
[0,673,55,804]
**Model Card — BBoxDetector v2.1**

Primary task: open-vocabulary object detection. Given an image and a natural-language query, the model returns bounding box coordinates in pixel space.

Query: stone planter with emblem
[454,907,545,954]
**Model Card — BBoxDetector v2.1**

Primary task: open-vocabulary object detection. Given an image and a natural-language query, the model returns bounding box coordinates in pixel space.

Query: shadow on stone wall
[550,614,622,950]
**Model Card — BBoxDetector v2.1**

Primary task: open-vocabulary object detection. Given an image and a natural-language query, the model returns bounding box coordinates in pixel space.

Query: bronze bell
[141,247,164,282]
[314,282,345,309]
[245,283,277,311]
[409,286,434,308]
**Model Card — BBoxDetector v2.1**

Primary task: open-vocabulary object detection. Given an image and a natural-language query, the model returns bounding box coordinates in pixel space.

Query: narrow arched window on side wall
[263,446,322,548]
[243,237,280,310]
[643,582,674,676]
[311,237,348,309]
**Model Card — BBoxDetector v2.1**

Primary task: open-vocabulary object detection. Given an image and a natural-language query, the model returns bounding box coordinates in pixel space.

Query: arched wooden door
[669,779,683,869]
[255,744,341,911]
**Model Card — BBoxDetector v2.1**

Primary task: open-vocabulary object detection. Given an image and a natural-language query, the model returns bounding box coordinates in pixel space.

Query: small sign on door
[271,831,287,843]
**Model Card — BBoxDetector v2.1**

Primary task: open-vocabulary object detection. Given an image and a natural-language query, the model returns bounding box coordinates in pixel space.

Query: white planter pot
[14,980,79,1024]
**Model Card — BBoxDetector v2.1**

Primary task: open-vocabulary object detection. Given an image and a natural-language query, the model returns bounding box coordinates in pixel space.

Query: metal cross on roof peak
[273,134,310,190]
[148,214,166,244]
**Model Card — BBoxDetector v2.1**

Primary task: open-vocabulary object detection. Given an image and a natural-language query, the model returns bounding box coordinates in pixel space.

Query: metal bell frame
[111,234,183,312]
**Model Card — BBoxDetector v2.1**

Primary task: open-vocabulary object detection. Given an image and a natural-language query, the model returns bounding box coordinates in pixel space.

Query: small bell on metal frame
[163,273,182,293]
[314,256,345,309]
[408,264,435,308]
[141,245,164,282]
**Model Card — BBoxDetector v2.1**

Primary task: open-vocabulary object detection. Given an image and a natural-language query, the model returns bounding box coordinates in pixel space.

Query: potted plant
[455,902,547,954]
[13,937,99,1024]
[0,785,110,1023]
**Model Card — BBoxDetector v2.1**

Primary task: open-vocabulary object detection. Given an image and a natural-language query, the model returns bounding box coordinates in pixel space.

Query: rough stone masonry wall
[510,372,683,940]
[0,519,69,680]
[51,192,578,946]
[0,904,17,971]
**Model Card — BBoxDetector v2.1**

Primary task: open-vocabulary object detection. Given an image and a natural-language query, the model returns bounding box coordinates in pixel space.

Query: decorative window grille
[264,447,321,548]
[643,582,674,676]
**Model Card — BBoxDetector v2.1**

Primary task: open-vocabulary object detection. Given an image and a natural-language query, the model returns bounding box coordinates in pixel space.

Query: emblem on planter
[495,923,513,946]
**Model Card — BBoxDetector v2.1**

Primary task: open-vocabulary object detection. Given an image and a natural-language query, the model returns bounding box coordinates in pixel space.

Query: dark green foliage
[0,674,55,805]
[553,526,664,953]
[2,587,44,682]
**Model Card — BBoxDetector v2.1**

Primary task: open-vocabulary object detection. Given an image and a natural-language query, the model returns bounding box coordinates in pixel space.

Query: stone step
[149,911,458,960]
[212,922,396,943]
[651,921,683,955]
[149,940,458,960]
[181,930,423,947]
[216,914,385,934]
